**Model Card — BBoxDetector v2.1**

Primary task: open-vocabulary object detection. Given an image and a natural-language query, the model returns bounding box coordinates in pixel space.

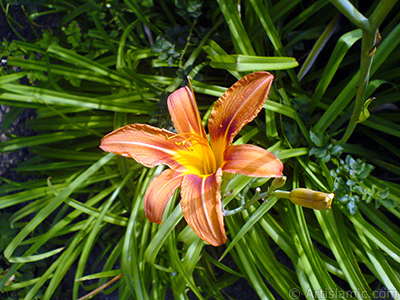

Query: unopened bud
[269,176,287,191]
[289,188,334,210]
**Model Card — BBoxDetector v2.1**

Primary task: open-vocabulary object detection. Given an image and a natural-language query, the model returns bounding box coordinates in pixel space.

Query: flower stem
[270,190,291,199]
[369,0,399,30]
[329,0,369,30]
[339,28,377,144]
[223,188,293,216]
[328,0,397,144]
[223,188,268,216]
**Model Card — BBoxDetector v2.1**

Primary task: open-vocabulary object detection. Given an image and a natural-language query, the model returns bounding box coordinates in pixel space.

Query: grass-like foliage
[1,0,400,299]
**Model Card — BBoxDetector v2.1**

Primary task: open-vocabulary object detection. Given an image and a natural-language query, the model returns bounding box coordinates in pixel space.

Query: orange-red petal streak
[222,144,283,178]
[100,124,188,172]
[144,169,183,224]
[180,169,226,246]
[208,72,274,165]
[167,86,207,138]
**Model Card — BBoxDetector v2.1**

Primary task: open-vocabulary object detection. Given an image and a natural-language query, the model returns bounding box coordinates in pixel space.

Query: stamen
[167,133,209,148]
[167,132,217,175]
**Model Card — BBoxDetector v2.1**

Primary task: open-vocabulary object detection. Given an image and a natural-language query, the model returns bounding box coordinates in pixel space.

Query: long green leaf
[208,54,298,71]
[310,29,362,112]
[0,83,155,113]
[215,0,255,55]
[4,153,115,261]
[219,197,278,261]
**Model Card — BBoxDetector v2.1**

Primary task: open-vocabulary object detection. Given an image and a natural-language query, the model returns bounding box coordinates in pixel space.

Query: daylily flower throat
[168,133,217,176]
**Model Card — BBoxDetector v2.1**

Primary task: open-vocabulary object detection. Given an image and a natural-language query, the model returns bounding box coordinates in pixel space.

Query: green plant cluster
[331,155,391,214]
[309,129,343,163]
[1,0,400,299]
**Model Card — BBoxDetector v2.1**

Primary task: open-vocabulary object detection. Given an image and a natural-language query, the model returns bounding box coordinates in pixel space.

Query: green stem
[339,28,377,144]
[329,0,397,144]
[270,190,291,199]
[369,0,399,30]
[223,188,266,216]
[329,0,370,30]
[223,189,291,216]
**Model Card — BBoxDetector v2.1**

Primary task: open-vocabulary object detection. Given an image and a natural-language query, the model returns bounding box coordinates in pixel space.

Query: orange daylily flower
[100,71,283,246]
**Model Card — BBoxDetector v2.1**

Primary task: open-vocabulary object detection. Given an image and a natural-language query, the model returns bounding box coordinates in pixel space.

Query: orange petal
[100,124,189,172]
[208,72,274,164]
[180,169,226,246]
[222,144,283,177]
[144,169,184,224]
[167,86,207,139]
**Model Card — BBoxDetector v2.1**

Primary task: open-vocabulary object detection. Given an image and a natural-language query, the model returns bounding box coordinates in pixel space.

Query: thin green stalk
[329,0,398,143]
[339,28,377,143]
[1,3,25,41]
[223,188,270,217]
[90,12,117,53]
[369,0,399,30]
[329,0,370,30]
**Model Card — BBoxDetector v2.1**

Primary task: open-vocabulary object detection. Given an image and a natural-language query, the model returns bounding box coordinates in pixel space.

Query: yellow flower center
[170,133,217,175]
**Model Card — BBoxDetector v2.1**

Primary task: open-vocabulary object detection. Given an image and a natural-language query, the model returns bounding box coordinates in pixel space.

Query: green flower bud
[269,176,287,191]
[289,188,334,210]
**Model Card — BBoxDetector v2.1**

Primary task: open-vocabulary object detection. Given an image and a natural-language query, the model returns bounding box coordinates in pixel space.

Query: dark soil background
[0,2,45,182]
